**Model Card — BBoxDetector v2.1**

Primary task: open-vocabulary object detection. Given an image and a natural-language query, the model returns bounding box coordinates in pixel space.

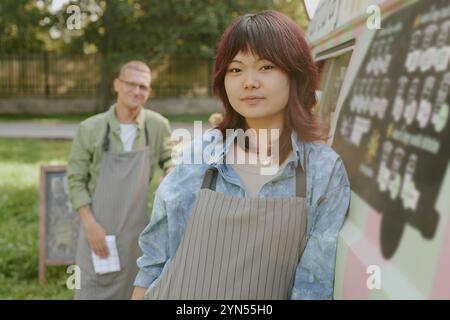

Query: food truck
[306,0,450,298]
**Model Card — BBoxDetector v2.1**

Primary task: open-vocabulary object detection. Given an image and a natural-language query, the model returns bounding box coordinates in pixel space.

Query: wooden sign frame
[39,165,79,285]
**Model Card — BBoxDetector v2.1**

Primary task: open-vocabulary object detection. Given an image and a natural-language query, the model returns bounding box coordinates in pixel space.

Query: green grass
[0,138,162,299]
[0,113,211,124]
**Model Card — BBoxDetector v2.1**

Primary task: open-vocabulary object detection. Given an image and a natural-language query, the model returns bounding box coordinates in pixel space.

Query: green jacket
[67,105,174,211]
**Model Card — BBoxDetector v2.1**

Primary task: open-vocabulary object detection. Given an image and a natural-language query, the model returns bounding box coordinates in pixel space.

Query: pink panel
[342,247,370,299]
[430,213,450,299]
[342,209,387,299]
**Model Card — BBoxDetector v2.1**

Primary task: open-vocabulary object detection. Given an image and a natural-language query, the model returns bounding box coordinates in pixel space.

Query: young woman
[132,10,350,300]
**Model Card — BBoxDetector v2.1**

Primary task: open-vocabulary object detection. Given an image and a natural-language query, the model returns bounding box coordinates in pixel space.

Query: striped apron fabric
[144,160,308,300]
[75,123,150,300]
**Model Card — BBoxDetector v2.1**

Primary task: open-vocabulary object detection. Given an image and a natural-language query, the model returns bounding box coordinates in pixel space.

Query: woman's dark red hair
[213,10,323,161]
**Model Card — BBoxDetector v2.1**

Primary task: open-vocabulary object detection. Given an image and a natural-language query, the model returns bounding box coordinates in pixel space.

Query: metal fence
[0,53,213,99]
[150,55,213,98]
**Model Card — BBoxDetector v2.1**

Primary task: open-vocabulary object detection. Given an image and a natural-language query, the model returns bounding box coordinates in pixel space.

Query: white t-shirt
[119,124,137,152]
[228,143,294,198]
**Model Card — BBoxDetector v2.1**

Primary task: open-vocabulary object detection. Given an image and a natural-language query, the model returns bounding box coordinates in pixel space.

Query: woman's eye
[261,65,274,70]
[228,68,241,73]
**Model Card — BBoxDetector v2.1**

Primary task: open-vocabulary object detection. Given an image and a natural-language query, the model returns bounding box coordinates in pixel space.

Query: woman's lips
[241,97,266,105]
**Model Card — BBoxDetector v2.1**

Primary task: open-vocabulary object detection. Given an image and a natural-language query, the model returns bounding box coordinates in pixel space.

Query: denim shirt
[134,130,351,300]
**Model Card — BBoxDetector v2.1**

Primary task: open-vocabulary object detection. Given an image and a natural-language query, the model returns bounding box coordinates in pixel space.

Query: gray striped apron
[144,160,308,300]
[75,123,150,300]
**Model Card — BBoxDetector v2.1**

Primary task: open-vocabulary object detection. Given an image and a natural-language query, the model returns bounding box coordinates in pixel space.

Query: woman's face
[224,51,290,127]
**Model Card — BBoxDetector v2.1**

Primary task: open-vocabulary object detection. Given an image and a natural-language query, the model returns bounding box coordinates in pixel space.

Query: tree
[0,0,52,54]
[273,0,309,30]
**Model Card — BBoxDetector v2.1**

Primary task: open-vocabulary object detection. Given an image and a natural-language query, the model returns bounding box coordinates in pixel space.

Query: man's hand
[78,206,110,258]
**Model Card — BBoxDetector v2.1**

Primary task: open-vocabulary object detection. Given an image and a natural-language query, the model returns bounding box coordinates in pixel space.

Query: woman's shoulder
[303,140,350,191]
[157,133,220,202]
[176,129,226,165]
[305,141,341,163]
[157,163,209,200]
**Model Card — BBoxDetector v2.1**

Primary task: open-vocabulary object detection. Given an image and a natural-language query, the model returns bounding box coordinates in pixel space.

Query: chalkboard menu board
[333,0,450,258]
[39,165,80,285]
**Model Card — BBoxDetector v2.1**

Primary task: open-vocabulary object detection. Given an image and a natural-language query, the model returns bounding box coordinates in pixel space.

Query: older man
[68,60,173,299]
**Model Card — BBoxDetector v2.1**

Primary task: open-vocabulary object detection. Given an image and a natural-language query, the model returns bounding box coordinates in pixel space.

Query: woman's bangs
[226,18,283,68]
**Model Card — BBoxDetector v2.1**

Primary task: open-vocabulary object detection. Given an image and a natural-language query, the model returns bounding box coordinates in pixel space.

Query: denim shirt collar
[194,129,306,187]
[204,129,305,171]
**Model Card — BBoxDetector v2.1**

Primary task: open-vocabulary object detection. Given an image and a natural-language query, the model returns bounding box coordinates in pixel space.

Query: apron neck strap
[102,122,111,152]
[201,157,307,198]
[295,157,306,198]
[102,121,149,152]
[201,167,219,190]
[144,123,149,146]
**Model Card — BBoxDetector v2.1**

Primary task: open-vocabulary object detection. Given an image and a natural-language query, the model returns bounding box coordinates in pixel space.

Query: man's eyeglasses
[118,78,151,92]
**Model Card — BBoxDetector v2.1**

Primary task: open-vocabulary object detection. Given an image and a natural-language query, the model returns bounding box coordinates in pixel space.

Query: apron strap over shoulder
[144,123,149,146]
[295,164,306,197]
[295,149,307,198]
[200,158,307,197]
[102,122,111,152]
[201,167,219,190]
[103,119,149,152]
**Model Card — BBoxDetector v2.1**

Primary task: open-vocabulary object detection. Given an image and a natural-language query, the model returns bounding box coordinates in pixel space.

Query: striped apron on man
[75,122,150,299]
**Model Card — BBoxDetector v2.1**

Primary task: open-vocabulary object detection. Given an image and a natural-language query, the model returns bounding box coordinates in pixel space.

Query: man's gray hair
[118,60,151,77]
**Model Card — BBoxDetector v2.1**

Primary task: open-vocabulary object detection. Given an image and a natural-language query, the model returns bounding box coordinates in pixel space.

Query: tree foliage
[0,0,52,53]
[0,0,308,56]
[58,0,284,60]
